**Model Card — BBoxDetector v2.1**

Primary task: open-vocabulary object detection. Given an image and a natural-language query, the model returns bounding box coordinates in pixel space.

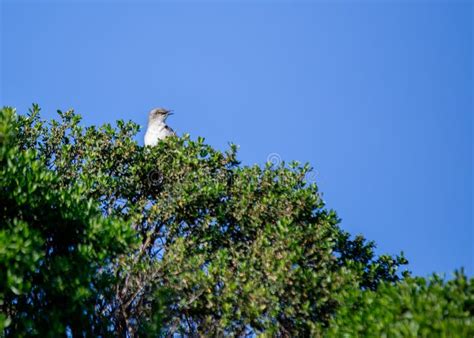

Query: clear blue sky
[1,0,472,277]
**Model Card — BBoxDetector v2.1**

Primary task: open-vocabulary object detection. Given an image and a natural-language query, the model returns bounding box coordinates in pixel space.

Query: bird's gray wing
[165,125,176,136]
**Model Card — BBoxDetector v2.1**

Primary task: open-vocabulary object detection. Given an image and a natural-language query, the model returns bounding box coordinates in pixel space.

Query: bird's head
[148,108,174,123]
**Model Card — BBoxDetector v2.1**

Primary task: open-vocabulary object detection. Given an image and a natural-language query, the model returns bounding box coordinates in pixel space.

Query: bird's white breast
[144,122,173,146]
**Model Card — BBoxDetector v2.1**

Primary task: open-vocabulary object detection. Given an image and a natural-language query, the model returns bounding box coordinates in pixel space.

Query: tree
[326,270,474,337]
[5,105,411,336]
[3,105,473,336]
[0,107,136,335]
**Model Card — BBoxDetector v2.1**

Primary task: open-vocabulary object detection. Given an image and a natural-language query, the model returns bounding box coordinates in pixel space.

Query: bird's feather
[164,125,176,136]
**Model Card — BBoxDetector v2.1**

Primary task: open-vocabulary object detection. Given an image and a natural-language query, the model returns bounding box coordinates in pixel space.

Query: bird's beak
[167,111,174,116]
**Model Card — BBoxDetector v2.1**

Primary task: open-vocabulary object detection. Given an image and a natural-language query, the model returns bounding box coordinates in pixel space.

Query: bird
[144,108,176,146]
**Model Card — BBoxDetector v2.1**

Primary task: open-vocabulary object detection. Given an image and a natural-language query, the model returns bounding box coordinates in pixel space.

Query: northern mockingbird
[144,108,176,146]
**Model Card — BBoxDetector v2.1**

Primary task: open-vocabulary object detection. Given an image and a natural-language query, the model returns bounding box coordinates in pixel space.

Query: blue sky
[1,0,472,277]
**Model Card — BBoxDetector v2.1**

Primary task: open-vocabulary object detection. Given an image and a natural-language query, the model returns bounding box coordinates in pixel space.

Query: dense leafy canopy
[328,271,474,337]
[0,107,136,335]
[1,105,471,336]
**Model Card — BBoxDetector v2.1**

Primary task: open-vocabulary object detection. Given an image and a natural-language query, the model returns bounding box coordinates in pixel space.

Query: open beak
[167,110,174,116]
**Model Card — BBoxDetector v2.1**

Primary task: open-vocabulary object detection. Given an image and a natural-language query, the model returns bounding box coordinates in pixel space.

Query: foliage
[5,104,457,336]
[326,270,474,337]
[0,107,136,335]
